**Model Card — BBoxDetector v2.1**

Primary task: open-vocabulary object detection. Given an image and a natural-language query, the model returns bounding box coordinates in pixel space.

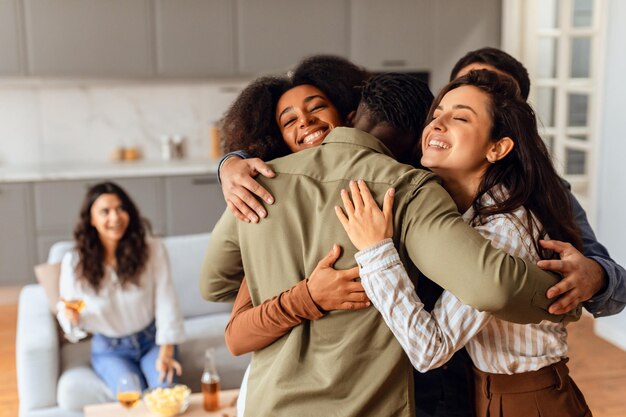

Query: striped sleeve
[356,239,492,373]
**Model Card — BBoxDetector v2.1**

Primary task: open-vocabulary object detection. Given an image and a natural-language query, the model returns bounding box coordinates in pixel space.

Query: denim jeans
[91,321,180,395]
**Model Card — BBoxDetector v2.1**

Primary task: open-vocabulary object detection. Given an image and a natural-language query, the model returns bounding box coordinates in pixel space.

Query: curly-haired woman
[218,55,371,223]
[56,181,185,395]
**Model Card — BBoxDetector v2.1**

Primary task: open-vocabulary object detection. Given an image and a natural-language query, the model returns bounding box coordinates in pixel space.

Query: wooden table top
[84,389,239,417]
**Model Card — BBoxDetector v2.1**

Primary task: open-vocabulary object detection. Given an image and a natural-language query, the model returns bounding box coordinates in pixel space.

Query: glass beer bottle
[201,348,221,411]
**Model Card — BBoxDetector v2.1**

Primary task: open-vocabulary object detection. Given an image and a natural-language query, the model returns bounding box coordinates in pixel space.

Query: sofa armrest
[16,284,60,413]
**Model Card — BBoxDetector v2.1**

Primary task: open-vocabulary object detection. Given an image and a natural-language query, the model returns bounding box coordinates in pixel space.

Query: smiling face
[90,193,130,246]
[275,84,342,153]
[421,85,495,180]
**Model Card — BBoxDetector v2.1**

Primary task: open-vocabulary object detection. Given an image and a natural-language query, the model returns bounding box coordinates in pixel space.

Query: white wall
[0,79,249,166]
[594,0,626,350]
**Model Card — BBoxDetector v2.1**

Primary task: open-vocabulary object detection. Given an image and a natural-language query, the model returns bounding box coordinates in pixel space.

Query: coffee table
[84,389,239,417]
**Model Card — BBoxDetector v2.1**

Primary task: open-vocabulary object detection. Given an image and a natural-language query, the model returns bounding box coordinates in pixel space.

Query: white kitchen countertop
[0,158,220,183]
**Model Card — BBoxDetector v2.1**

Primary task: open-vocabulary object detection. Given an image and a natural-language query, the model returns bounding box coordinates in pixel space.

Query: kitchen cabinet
[164,174,225,235]
[23,0,153,77]
[0,0,23,75]
[33,177,165,262]
[350,0,500,89]
[5,0,501,81]
[237,0,350,74]
[155,0,236,77]
[0,183,36,285]
[349,0,432,72]
[430,0,501,90]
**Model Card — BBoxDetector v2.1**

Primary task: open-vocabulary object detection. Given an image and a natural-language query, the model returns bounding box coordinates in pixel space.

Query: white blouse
[356,194,568,375]
[56,238,185,345]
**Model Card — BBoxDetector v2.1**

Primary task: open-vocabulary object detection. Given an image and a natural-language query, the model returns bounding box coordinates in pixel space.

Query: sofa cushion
[40,234,233,319]
[34,263,61,314]
[55,314,250,410]
[180,314,250,391]
[47,241,74,264]
[57,367,112,411]
[163,233,234,318]
[57,341,112,411]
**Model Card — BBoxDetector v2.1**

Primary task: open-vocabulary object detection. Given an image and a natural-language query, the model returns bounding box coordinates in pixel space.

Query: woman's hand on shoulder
[220,156,276,223]
[335,180,395,251]
[306,245,369,312]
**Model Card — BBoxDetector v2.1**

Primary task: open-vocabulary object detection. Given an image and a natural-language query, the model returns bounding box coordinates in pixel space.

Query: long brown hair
[73,182,150,292]
[425,70,582,257]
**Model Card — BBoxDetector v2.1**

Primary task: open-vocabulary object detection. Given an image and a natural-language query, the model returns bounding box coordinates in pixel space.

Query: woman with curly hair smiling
[56,181,185,396]
[218,55,370,223]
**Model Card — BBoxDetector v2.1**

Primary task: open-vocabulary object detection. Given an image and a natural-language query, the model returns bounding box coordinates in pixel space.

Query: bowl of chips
[143,384,191,417]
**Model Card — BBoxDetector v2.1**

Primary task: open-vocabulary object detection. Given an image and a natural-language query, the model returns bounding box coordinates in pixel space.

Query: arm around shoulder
[401,181,572,324]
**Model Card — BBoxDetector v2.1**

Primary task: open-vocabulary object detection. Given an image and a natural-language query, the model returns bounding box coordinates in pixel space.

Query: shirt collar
[461,185,509,222]
[322,127,396,158]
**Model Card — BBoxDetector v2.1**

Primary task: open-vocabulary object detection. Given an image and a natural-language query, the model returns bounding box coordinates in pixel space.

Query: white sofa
[16,233,250,417]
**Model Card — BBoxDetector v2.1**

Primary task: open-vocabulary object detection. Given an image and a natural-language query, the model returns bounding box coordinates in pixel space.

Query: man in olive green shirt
[201,127,576,417]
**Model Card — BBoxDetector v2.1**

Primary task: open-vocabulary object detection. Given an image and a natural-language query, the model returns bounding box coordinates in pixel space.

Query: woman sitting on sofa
[56,181,185,395]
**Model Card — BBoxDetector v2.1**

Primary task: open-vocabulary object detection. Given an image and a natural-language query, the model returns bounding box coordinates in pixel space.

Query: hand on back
[306,244,369,312]
[220,156,276,223]
[538,239,606,314]
[335,180,395,251]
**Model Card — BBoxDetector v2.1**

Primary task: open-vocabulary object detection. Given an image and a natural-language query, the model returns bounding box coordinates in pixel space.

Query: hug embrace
[201,51,625,417]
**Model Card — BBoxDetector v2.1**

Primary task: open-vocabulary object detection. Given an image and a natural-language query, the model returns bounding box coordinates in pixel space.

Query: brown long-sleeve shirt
[225,277,324,356]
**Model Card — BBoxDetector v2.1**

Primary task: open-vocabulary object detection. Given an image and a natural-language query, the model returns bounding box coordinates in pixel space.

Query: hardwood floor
[1,287,625,417]
[0,302,18,417]
[568,314,626,417]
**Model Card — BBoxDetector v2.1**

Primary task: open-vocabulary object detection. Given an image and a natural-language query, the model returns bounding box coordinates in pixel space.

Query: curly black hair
[221,55,370,161]
[291,55,370,123]
[221,75,293,161]
[356,73,433,166]
[73,182,150,293]
[359,73,433,134]
[449,47,531,100]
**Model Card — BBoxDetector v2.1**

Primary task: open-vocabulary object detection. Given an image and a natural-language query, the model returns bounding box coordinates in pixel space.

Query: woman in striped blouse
[336,69,592,417]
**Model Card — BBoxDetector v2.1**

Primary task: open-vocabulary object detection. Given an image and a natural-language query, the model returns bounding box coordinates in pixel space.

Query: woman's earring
[486,157,496,164]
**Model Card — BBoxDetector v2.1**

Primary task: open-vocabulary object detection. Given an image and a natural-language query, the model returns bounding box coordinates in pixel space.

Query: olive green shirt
[201,127,576,417]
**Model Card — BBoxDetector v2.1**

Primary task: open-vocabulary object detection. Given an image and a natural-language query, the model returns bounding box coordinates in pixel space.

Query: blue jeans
[91,321,180,394]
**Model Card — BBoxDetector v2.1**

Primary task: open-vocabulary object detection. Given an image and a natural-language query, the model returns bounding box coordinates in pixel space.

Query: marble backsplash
[0,79,250,166]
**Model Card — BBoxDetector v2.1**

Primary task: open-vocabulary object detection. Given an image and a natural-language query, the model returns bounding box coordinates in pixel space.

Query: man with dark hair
[352,73,433,166]
[449,47,531,99]
[416,46,626,417]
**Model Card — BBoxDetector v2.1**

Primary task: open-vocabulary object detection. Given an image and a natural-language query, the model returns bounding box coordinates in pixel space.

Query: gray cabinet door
[155,0,236,77]
[33,178,165,261]
[430,0,501,90]
[0,183,36,285]
[0,0,23,75]
[23,0,153,77]
[350,0,433,72]
[164,175,225,235]
[237,0,349,74]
